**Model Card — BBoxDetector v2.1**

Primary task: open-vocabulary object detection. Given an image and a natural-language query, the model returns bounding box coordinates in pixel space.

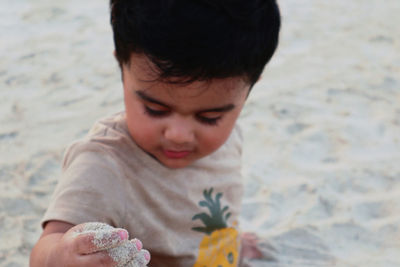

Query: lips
[163,150,191,159]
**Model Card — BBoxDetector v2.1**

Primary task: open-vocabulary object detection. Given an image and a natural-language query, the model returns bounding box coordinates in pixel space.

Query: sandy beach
[1,0,400,266]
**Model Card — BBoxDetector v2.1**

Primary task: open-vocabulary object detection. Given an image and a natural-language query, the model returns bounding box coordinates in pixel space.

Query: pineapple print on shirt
[192,188,240,267]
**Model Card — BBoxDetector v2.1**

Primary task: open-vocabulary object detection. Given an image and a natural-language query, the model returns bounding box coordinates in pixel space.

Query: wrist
[44,233,64,267]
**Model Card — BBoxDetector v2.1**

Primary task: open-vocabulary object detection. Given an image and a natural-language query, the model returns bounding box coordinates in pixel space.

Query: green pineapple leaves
[192,188,231,235]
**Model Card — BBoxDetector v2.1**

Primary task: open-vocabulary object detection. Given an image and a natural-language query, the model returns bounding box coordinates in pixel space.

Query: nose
[163,117,195,145]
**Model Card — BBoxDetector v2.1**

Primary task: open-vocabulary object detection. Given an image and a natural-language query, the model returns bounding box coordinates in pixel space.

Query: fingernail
[118,230,128,240]
[143,249,151,262]
[133,238,143,250]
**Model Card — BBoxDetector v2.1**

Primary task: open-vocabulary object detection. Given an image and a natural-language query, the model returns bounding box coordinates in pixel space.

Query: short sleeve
[41,143,127,228]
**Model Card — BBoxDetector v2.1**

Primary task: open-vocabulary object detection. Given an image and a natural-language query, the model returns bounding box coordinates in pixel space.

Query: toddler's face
[122,54,249,168]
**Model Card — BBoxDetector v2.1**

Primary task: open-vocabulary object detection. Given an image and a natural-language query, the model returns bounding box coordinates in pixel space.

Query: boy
[30,0,281,266]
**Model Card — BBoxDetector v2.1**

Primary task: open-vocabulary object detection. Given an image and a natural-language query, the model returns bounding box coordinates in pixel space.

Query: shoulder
[214,123,243,158]
[63,112,132,169]
[230,123,243,151]
[85,111,131,144]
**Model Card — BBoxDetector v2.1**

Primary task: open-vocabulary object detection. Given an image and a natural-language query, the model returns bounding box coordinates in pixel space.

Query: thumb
[67,222,129,255]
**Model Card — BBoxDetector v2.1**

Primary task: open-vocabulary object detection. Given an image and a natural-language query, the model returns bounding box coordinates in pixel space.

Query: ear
[113,50,117,58]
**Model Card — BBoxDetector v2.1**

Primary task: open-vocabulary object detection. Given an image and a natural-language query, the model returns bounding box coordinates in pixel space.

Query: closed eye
[196,114,222,126]
[145,104,223,126]
[144,106,169,117]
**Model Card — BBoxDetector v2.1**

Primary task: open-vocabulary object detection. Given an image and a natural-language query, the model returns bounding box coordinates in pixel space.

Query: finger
[125,249,151,267]
[80,238,150,267]
[73,228,129,254]
[107,239,144,266]
[78,250,117,267]
[75,222,115,233]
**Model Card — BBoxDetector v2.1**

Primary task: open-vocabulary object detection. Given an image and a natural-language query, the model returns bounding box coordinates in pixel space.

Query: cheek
[198,111,242,153]
[125,103,160,147]
[198,126,233,154]
[131,114,158,137]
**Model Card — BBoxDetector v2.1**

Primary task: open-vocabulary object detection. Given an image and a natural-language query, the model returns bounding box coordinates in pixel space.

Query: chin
[159,157,195,169]
[162,160,192,169]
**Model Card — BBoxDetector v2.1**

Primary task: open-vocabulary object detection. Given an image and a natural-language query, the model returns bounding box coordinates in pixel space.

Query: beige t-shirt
[43,112,244,266]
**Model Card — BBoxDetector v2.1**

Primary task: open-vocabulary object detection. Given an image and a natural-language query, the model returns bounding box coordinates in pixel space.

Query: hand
[47,222,150,267]
[240,232,276,261]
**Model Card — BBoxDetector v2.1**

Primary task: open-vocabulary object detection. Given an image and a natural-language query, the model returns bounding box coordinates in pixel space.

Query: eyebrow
[135,90,236,113]
[136,90,169,107]
[201,104,235,113]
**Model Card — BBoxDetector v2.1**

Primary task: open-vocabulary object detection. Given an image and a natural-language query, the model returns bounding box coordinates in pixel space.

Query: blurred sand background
[1,0,400,266]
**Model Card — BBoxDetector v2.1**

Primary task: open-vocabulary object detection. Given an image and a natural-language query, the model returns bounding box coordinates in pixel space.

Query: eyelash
[144,106,168,117]
[144,106,221,126]
[196,116,221,126]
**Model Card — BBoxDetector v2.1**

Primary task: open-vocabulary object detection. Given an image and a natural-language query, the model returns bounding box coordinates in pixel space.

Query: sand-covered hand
[73,222,150,267]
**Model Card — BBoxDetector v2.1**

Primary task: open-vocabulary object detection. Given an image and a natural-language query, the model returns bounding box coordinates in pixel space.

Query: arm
[30,221,73,267]
[30,221,150,267]
[30,221,124,267]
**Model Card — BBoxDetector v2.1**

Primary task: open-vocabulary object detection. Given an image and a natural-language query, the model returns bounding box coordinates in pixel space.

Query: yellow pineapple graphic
[192,188,240,267]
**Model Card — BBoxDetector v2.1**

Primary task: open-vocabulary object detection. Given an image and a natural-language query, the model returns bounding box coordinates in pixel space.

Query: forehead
[124,53,249,99]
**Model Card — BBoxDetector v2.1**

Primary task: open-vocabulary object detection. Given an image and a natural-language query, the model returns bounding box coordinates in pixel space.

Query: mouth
[163,150,191,159]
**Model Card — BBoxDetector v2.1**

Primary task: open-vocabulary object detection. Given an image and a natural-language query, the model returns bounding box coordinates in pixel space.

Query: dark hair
[110,0,281,86]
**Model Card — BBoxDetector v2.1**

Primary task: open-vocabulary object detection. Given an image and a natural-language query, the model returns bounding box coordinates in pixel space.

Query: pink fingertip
[143,249,151,262]
[134,239,143,250]
[118,230,128,240]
